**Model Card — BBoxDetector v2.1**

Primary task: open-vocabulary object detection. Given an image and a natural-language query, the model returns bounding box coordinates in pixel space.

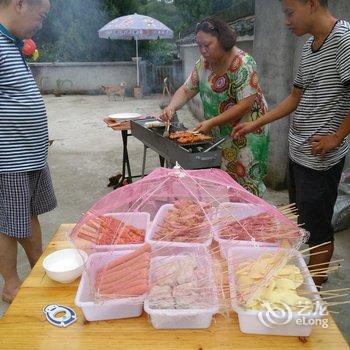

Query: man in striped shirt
[234,0,350,286]
[0,0,56,303]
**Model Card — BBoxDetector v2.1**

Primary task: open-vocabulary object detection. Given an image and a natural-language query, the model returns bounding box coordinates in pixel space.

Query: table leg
[121,130,132,183]
[159,155,165,167]
[142,145,148,178]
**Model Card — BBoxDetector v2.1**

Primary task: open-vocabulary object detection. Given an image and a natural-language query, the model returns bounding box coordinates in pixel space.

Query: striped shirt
[290,19,350,171]
[0,25,48,173]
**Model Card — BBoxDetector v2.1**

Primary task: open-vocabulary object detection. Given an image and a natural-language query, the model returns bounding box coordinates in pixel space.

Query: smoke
[34,0,135,62]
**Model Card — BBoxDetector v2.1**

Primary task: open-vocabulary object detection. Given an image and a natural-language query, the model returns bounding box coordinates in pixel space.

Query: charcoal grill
[131,119,222,174]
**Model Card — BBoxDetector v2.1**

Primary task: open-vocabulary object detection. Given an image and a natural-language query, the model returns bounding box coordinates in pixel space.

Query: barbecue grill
[131,119,223,174]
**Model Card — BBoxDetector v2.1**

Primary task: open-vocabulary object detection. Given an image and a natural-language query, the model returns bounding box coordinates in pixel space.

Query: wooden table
[0,224,348,350]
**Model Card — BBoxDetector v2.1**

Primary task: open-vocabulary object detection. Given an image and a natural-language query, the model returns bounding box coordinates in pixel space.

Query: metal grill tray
[176,139,213,147]
[167,130,213,147]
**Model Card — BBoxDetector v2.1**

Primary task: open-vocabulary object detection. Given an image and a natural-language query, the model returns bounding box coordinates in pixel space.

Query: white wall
[30,61,143,95]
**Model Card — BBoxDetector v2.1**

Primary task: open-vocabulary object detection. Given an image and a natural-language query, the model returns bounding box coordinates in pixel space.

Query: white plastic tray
[227,246,323,336]
[93,212,150,251]
[74,250,145,321]
[108,113,143,121]
[212,203,278,259]
[144,252,219,329]
[146,204,212,249]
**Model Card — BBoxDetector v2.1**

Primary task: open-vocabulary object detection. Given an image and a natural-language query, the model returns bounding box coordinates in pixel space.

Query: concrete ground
[0,94,349,344]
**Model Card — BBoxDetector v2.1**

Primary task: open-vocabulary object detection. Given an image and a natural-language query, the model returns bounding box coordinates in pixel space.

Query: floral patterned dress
[184,49,269,197]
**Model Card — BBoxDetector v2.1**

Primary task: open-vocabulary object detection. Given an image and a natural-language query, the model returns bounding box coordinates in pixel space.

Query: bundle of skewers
[210,202,305,246]
[208,203,350,316]
[76,215,145,245]
[152,199,213,243]
[94,243,151,298]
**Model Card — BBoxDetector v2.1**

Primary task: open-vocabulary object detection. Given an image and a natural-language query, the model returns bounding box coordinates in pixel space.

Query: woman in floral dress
[162,17,269,197]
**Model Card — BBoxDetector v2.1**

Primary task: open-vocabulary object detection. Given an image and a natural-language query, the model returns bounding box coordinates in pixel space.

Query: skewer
[279,209,298,216]
[301,250,329,258]
[307,259,344,268]
[309,288,350,296]
[279,205,298,211]
[298,290,336,296]
[299,241,332,254]
[306,266,340,273]
[308,266,339,274]
[325,300,350,307]
[281,210,298,216]
[282,206,298,212]
[319,287,350,293]
[328,310,340,314]
[284,214,299,221]
[310,293,349,302]
[278,203,296,211]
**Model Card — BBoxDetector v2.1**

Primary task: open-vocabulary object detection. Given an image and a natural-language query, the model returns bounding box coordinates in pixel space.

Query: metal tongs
[203,135,230,153]
[163,119,171,137]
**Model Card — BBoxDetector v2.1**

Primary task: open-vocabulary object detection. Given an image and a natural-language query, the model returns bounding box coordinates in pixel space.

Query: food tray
[94,212,150,251]
[144,251,218,329]
[212,203,279,259]
[227,246,323,336]
[75,250,145,321]
[145,204,213,249]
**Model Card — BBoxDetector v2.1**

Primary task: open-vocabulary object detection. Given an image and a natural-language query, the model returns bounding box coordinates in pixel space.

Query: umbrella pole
[136,37,140,87]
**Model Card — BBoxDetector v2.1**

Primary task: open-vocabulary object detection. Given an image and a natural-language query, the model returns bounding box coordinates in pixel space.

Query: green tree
[212,0,235,13]
[102,0,142,18]
[137,0,180,64]
[139,0,181,36]
[173,0,213,28]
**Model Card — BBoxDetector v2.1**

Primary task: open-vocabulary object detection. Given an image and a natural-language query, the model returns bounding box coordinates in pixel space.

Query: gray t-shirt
[290,19,350,171]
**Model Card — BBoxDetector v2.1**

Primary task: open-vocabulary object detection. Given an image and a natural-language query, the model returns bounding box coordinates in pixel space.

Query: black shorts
[288,157,345,246]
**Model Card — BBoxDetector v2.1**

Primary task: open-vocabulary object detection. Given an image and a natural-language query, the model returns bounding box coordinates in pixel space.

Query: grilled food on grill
[169,131,213,144]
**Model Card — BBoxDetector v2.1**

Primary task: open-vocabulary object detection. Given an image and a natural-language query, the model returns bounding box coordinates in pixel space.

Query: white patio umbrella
[98,13,174,87]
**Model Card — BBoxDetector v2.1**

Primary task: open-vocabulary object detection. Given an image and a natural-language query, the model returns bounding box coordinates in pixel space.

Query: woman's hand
[232,120,259,139]
[194,120,214,134]
[160,106,174,122]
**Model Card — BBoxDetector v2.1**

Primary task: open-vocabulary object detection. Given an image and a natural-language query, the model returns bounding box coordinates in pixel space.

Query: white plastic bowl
[43,248,87,283]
